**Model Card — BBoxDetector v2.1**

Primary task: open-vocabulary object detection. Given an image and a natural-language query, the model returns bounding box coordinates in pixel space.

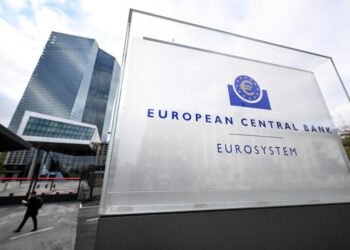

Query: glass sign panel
[100,10,350,215]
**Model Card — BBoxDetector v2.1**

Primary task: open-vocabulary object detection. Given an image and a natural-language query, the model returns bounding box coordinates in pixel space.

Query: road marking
[86,217,99,222]
[80,205,99,209]
[10,227,53,240]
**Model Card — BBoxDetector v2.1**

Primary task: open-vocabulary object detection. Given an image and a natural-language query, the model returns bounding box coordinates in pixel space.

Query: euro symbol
[239,80,254,96]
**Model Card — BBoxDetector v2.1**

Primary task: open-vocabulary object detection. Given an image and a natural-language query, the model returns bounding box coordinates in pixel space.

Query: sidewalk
[75,203,99,250]
[0,202,79,250]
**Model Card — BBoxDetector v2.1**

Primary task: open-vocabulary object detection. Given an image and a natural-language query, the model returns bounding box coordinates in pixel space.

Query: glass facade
[23,117,94,140]
[40,151,96,177]
[82,49,115,137]
[4,32,120,177]
[9,32,96,133]
[4,149,33,165]
[8,31,120,141]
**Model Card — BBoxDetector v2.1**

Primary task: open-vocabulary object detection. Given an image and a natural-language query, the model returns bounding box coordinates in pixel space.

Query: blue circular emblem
[234,75,262,103]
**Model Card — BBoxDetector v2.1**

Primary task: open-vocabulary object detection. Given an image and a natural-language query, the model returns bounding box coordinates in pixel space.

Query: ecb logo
[227,75,271,110]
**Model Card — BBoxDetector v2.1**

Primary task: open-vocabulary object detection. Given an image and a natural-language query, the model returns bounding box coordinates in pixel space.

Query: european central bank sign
[104,38,350,215]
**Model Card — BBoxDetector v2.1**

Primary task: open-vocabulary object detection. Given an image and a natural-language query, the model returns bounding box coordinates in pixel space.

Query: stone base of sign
[95,203,350,250]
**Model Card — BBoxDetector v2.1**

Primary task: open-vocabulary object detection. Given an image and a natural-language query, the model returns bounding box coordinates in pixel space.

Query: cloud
[0,0,349,129]
[0,1,78,116]
[74,0,350,92]
[333,104,350,130]
[0,92,18,127]
[0,18,39,100]
[2,0,29,12]
[230,1,350,86]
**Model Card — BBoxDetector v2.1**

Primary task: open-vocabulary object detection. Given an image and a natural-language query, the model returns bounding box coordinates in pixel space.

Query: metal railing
[0,177,83,204]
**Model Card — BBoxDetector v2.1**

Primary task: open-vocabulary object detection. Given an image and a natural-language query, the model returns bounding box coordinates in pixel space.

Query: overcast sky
[0,0,349,127]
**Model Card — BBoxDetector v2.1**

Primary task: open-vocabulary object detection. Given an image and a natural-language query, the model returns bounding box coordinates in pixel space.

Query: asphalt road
[0,202,79,250]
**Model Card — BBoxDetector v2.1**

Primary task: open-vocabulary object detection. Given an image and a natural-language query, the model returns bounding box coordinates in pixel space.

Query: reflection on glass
[100,10,350,216]
[23,117,94,140]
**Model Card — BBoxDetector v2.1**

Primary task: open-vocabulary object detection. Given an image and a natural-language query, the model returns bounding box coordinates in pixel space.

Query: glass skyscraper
[9,31,120,142]
[4,32,119,178]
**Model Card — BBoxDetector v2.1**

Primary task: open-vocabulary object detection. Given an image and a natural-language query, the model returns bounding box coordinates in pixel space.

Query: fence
[0,177,83,205]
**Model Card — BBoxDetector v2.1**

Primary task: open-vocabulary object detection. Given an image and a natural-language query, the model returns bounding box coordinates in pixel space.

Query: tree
[0,153,5,172]
[340,131,350,159]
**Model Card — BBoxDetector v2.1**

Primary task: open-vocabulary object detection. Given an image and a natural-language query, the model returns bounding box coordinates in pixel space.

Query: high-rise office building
[4,32,119,177]
[9,31,120,142]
